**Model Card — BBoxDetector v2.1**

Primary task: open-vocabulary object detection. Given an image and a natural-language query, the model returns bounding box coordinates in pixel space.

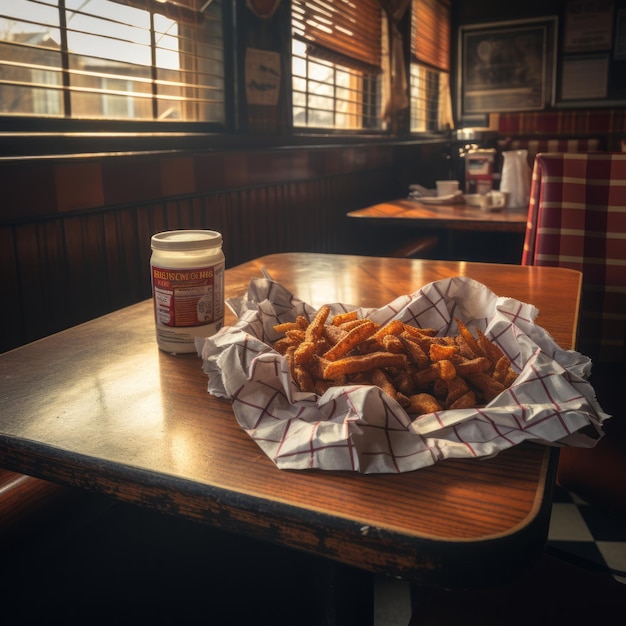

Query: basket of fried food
[272,307,517,417]
[197,275,608,473]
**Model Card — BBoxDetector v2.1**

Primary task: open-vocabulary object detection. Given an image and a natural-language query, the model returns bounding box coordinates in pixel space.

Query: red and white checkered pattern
[199,276,607,473]
[522,152,626,363]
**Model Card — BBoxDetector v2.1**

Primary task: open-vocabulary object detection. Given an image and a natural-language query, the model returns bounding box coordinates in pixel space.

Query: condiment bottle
[150,230,225,354]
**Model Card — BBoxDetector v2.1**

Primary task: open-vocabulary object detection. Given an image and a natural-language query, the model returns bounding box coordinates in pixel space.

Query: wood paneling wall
[0,141,447,352]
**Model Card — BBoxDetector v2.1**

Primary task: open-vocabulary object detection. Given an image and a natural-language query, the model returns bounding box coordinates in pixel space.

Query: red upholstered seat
[522,152,626,515]
[523,152,626,363]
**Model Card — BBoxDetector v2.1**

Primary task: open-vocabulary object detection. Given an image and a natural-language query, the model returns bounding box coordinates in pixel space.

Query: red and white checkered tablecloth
[197,276,608,474]
[522,152,626,364]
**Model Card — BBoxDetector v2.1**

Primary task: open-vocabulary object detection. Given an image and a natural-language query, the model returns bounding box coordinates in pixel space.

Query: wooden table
[347,198,528,233]
[0,253,581,590]
[347,199,529,262]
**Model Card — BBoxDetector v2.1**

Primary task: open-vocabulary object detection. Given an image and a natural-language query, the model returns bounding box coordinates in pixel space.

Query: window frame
[0,0,451,158]
[409,0,453,134]
[290,0,386,133]
[291,38,384,133]
[0,0,234,149]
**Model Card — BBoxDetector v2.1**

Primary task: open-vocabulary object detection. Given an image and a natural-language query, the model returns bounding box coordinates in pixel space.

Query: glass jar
[150,230,225,354]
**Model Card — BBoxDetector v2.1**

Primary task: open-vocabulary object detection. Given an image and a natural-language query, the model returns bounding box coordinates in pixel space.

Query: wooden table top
[0,253,582,588]
[347,198,529,233]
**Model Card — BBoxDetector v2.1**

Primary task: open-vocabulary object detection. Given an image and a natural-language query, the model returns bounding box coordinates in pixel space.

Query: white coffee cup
[436,180,460,197]
[479,190,509,210]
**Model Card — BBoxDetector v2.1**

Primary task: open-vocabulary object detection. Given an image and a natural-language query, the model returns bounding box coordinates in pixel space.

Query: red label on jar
[152,263,224,328]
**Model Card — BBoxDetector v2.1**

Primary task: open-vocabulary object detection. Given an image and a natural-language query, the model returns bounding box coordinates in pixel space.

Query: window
[410,63,439,132]
[410,0,452,132]
[0,0,224,125]
[291,0,383,131]
[1,0,451,145]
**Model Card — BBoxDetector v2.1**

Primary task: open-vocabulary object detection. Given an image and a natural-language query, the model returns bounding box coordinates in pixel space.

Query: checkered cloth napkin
[522,152,626,364]
[196,275,610,473]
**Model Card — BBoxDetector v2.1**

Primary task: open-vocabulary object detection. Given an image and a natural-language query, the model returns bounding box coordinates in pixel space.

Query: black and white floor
[546,485,626,584]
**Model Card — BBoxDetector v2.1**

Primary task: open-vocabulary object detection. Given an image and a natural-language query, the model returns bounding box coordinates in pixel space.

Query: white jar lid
[151,229,222,251]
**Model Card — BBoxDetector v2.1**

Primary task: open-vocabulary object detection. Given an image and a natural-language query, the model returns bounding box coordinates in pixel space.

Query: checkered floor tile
[547,485,626,584]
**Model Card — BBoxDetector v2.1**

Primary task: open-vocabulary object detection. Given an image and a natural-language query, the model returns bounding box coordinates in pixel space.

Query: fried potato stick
[429,342,458,362]
[444,376,471,407]
[393,368,416,396]
[323,351,407,380]
[381,335,404,353]
[492,355,513,384]
[371,368,399,401]
[465,371,506,403]
[323,324,346,346]
[323,320,377,361]
[339,318,372,332]
[273,321,301,333]
[372,319,405,342]
[272,307,518,410]
[294,365,315,393]
[407,393,442,415]
[449,390,477,410]
[399,334,430,368]
[293,340,316,365]
[285,329,306,342]
[401,325,438,338]
[453,356,492,377]
[414,359,456,387]
[306,305,331,342]
[273,337,295,355]
[331,311,359,326]
[455,318,482,359]
[476,327,506,364]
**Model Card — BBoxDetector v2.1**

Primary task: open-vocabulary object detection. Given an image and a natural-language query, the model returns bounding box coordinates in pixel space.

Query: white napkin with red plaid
[196,275,610,473]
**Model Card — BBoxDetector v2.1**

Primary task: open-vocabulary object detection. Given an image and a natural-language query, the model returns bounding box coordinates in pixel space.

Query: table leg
[312,560,375,626]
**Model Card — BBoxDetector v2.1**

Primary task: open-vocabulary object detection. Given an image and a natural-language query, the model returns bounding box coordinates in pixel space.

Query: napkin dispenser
[500,149,532,209]
[465,148,495,195]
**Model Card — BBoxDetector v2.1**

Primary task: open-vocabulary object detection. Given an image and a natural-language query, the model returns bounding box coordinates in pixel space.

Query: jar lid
[151,230,222,251]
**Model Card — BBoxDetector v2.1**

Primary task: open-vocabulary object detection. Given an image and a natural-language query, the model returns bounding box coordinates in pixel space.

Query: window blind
[0,0,224,123]
[110,0,206,24]
[292,0,382,74]
[412,0,450,72]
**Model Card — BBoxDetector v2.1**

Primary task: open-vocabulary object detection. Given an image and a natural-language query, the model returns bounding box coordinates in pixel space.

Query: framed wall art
[563,0,614,53]
[555,3,626,107]
[457,17,557,121]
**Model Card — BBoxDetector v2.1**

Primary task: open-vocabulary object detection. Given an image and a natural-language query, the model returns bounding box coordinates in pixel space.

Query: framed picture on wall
[563,0,614,53]
[560,55,609,101]
[457,17,557,120]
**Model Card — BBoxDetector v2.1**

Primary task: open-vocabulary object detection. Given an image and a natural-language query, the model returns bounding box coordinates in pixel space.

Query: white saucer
[417,192,464,205]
